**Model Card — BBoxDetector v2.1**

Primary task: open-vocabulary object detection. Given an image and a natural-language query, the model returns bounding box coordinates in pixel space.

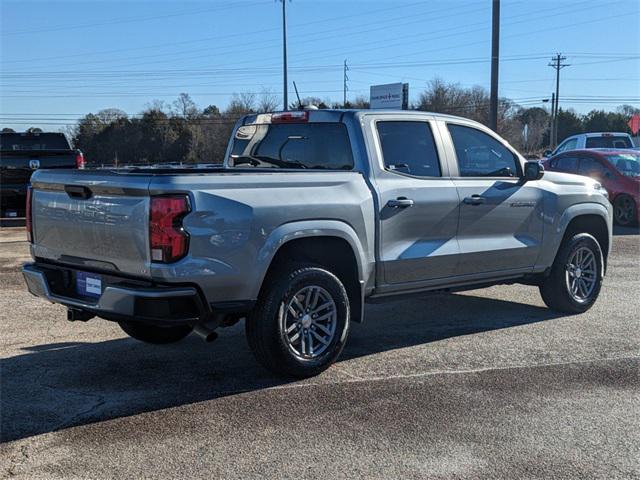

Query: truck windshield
[228,123,354,170]
[606,152,640,177]
[0,133,71,151]
[585,136,632,149]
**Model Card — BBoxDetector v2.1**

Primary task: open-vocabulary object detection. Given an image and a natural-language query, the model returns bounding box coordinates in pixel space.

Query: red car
[543,149,640,226]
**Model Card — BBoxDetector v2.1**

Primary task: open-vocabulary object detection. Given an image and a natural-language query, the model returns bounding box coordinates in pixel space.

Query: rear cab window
[585,136,632,149]
[228,122,353,170]
[447,124,520,177]
[376,121,442,177]
[0,133,71,151]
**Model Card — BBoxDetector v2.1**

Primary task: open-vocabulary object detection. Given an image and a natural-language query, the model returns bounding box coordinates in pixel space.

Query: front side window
[376,121,441,177]
[557,138,578,153]
[448,124,519,177]
[229,123,353,170]
[606,152,640,177]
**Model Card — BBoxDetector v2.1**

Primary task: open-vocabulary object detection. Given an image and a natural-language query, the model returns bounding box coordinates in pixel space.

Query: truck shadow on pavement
[1,292,564,443]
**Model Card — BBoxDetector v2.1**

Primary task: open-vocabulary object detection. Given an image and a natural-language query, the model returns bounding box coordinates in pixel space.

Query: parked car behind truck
[544,149,640,226]
[0,131,84,218]
[23,110,612,378]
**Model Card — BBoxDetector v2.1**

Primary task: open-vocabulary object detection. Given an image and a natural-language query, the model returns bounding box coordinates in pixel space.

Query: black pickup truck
[0,131,84,218]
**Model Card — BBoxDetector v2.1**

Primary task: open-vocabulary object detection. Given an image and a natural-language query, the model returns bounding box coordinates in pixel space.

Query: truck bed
[29,168,376,304]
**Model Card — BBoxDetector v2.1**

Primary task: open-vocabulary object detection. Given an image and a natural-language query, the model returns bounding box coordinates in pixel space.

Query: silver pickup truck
[23,109,612,378]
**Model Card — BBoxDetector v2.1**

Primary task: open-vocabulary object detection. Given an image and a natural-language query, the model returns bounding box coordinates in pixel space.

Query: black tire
[118,321,193,344]
[613,194,637,227]
[539,233,604,314]
[246,264,350,378]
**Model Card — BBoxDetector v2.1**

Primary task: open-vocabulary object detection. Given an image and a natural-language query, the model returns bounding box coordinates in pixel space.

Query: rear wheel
[613,194,637,226]
[118,322,193,344]
[246,264,350,378]
[539,233,603,313]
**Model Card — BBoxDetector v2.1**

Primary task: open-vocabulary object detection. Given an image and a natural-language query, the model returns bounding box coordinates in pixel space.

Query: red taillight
[75,152,85,169]
[149,195,190,263]
[271,111,308,123]
[26,186,33,243]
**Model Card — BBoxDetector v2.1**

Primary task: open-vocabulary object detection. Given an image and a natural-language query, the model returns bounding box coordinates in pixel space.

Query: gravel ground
[1,227,638,479]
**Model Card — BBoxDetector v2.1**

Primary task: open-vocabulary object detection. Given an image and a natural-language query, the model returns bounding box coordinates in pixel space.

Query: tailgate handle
[64,185,92,199]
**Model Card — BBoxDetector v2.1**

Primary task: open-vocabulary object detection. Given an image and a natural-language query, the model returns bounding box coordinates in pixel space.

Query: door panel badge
[509,201,536,208]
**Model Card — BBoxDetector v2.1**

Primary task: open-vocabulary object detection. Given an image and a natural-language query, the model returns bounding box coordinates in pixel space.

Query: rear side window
[376,121,441,177]
[579,157,608,177]
[585,136,632,148]
[0,133,70,151]
[448,124,519,177]
[228,123,353,170]
[552,156,578,172]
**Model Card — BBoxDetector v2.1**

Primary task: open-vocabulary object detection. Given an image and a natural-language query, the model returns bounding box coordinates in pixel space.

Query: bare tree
[226,92,256,115]
[173,93,199,119]
[257,88,280,113]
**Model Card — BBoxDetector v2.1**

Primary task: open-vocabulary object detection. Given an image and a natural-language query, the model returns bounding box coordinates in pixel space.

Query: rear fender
[254,220,370,322]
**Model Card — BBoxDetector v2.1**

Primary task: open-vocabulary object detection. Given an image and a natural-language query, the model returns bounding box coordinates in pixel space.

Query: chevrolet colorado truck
[23,110,612,378]
[1,131,84,218]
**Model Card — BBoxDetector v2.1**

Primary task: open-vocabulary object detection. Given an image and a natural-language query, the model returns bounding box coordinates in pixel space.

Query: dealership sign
[370,83,409,110]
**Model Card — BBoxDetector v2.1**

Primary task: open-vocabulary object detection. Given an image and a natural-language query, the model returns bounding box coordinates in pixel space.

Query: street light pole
[489,0,500,132]
[281,0,288,111]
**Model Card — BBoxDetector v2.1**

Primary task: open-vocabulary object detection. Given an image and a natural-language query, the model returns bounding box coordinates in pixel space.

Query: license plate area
[76,271,102,298]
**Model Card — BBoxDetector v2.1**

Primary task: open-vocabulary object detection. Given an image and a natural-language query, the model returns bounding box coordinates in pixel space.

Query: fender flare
[252,220,370,321]
[540,202,612,269]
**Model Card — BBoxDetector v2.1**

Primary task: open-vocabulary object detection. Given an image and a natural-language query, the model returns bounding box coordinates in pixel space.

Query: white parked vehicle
[548,132,634,156]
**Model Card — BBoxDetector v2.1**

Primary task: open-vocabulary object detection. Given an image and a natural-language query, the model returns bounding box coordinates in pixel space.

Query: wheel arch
[254,221,369,323]
[553,204,611,270]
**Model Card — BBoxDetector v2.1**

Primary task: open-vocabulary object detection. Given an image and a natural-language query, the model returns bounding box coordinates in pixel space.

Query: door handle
[387,197,414,208]
[463,194,486,205]
[64,185,92,199]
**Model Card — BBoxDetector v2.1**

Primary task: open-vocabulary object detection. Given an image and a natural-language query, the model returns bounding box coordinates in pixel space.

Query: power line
[1,2,265,36]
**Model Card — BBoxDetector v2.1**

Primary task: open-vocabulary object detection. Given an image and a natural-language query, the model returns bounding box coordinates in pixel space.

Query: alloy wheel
[565,246,597,303]
[281,285,337,359]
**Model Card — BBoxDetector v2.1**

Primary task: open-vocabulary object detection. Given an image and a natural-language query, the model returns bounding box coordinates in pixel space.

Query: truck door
[368,118,461,289]
[443,122,544,276]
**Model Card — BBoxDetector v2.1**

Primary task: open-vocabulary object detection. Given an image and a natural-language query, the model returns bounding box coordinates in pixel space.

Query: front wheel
[118,321,193,344]
[246,265,350,378]
[539,233,604,313]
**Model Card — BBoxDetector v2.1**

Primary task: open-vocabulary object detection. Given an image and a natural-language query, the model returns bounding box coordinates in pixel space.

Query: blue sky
[1,0,638,130]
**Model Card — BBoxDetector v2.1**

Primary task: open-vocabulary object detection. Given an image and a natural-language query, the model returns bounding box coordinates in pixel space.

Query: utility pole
[548,53,569,147]
[281,0,289,111]
[489,0,500,132]
[343,59,349,107]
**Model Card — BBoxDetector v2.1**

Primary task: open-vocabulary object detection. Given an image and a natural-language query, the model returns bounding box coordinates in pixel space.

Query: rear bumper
[22,262,207,325]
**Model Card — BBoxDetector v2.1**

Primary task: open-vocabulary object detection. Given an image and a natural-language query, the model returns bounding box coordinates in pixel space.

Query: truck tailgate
[30,170,153,278]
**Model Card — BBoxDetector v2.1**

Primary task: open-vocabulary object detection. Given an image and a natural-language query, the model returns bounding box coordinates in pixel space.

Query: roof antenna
[293,81,303,110]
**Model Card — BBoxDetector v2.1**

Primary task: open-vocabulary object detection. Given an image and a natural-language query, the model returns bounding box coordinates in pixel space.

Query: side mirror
[523,161,544,182]
[543,150,553,158]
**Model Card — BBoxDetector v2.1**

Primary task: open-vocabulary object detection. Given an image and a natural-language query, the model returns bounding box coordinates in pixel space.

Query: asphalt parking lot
[1,227,638,479]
